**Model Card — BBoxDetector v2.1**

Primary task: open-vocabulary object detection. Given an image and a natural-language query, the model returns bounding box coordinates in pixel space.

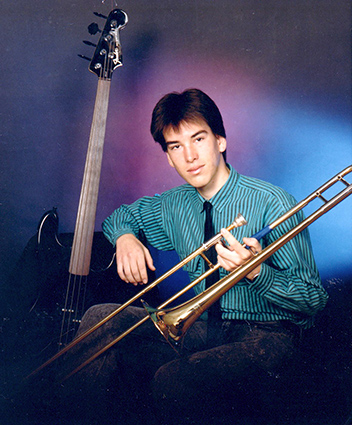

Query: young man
[71,89,328,423]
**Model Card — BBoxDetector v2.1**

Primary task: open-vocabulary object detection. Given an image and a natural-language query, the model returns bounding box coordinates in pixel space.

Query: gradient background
[0,0,351,288]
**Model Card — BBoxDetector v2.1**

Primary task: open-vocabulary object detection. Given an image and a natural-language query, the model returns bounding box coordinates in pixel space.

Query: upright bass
[59,9,128,347]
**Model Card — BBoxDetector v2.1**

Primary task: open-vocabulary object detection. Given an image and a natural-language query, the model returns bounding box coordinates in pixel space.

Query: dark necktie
[203,201,221,320]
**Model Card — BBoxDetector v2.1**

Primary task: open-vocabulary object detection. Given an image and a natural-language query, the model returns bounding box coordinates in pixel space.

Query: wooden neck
[69,78,111,276]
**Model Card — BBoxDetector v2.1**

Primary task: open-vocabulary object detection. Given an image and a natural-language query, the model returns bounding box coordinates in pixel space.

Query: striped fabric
[102,165,328,328]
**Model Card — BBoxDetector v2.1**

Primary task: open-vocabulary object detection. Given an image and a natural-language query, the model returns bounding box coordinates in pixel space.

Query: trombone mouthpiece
[233,213,247,227]
[226,213,247,233]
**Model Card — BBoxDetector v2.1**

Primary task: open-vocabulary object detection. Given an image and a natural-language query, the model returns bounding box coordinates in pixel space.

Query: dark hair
[150,89,226,159]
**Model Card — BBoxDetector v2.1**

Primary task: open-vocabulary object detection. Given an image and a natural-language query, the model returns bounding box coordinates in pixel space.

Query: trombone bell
[142,294,206,344]
[27,166,352,380]
[142,212,249,345]
[141,300,182,342]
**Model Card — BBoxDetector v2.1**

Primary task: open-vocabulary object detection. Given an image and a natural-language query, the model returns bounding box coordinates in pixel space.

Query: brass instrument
[28,165,352,380]
[27,213,247,379]
[144,166,352,343]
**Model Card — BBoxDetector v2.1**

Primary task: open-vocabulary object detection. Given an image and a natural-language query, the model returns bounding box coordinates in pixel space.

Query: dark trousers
[58,303,298,424]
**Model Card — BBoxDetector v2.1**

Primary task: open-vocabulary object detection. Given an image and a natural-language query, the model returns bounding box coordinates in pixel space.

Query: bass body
[1,209,146,361]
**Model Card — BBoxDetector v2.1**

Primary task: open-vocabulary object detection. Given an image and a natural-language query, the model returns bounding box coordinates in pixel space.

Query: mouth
[187,165,204,175]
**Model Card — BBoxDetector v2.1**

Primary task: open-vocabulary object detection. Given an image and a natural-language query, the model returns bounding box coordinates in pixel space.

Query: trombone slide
[146,166,352,345]
[27,165,352,380]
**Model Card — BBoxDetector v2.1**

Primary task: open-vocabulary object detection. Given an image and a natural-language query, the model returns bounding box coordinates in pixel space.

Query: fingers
[242,237,262,280]
[144,246,156,273]
[243,237,262,255]
[220,229,262,255]
[117,252,148,285]
[215,229,262,276]
[219,228,244,252]
[216,241,250,271]
[115,234,155,286]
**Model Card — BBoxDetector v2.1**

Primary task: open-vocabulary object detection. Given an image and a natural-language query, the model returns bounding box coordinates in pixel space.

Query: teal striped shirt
[102,165,328,328]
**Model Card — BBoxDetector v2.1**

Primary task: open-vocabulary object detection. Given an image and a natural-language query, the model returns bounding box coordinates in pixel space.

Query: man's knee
[77,303,120,334]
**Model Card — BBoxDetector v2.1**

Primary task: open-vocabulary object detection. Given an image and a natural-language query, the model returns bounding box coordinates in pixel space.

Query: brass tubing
[65,169,352,379]
[26,217,241,380]
[62,263,222,380]
[27,166,352,380]
[262,165,352,232]
[159,180,352,336]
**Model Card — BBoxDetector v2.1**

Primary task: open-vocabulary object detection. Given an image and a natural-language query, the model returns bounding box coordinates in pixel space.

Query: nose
[184,144,198,162]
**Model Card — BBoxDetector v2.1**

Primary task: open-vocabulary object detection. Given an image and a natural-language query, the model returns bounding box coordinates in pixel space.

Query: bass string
[58,75,113,350]
[59,273,87,349]
[58,9,123,350]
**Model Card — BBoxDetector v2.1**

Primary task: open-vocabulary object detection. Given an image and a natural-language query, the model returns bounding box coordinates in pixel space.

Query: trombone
[27,165,352,380]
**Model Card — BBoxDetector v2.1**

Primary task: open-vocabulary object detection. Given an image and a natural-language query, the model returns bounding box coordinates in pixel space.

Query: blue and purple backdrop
[1,0,351,287]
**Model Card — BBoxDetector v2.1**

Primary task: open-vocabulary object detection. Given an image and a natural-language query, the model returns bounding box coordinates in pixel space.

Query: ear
[166,152,175,168]
[217,136,227,153]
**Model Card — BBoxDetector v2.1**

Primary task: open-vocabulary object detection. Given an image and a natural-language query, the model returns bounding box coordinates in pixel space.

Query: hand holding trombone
[26,165,352,382]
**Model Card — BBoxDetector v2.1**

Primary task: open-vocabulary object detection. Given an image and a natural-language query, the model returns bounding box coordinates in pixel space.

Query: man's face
[164,120,229,199]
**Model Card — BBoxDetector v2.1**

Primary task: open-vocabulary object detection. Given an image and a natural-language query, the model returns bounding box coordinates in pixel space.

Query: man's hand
[115,234,155,286]
[215,228,262,281]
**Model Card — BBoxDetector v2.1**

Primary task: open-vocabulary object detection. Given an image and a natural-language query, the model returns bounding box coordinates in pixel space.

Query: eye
[194,133,206,143]
[168,144,180,151]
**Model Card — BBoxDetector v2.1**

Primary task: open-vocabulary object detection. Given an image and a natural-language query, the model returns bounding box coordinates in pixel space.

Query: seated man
[64,88,328,424]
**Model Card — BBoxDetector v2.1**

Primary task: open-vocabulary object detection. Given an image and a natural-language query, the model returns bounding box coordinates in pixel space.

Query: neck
[197,163,230,200]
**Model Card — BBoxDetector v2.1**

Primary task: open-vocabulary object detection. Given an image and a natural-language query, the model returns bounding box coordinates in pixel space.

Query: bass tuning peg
[87,22,101,35]
[83,40,97,47]
[78,54,91,62]
[93,12,108,19]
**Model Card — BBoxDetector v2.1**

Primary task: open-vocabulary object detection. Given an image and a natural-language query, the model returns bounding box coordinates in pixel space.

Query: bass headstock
[89,9,128,80]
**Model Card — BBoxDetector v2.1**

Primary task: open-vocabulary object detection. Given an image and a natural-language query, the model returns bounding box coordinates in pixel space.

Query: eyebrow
[191,130,208,139]
[165,130,208,146]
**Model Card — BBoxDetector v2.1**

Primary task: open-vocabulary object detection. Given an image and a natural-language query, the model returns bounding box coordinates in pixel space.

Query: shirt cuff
[104,228,137,247]
[246,263,274,296]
